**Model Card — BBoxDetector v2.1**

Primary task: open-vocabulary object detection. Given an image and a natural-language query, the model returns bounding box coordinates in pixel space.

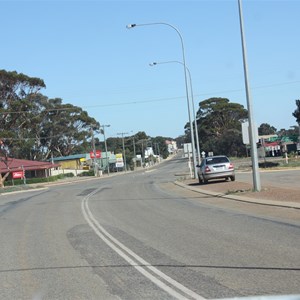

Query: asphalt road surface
[0,157,299,299]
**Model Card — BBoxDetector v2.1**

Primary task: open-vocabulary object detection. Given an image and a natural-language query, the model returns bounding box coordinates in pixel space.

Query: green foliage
[258,123,277,135]
[0,69,174,165]
[0,70,46,159]
[292,99,300,124]
[5,173,74,186]
[151,136,170,159]
[258,161,280,168]
[60,172,74,178]
[0,69,99,160]
[277,126,298,137]
[78,170,94,177]
[174,135,187,148]
[195,97,248,156]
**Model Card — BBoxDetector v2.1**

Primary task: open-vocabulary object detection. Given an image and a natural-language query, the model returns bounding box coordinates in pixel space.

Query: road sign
[90,150,101,159]
[12,171,24,179]
[242,121,259,145]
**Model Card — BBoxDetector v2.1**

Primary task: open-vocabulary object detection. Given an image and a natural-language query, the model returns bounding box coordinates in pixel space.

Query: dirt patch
[182,178,300,204]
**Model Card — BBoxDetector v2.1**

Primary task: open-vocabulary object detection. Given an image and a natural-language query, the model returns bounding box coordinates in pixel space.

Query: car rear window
[206,156,229,165]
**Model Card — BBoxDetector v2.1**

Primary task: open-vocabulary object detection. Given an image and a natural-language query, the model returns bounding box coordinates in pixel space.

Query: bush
[63,172,74,178]
[78,170,94,177]
[5,172,75,186]
[258,161,280,168]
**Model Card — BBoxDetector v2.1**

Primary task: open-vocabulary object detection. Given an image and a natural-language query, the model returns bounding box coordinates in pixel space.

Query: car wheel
[230,175,235,182]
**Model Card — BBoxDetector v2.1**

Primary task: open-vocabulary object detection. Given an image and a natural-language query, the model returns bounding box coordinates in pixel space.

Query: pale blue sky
[1,0,300,139]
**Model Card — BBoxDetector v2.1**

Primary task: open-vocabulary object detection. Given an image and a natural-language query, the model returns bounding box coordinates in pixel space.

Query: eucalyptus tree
[0,70,46,158]
[292,99,300,143]
[258,123,277,136]
[195,97,248,157]
[0,69,99,160]
[38,98,99,159]
[292,99,300,124]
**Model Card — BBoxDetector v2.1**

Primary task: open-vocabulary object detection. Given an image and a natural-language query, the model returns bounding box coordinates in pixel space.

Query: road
[0,157,299,299]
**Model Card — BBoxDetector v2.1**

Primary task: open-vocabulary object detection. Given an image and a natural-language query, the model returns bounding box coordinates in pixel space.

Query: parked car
[196,155,235,184]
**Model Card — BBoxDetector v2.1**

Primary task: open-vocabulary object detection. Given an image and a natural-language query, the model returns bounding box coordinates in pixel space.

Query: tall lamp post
[126,22,197,178]
[150,61,201,165]
[90,127,99,177]
[131,131,137,169]
[117,132,129,172]
[238,0,261,191]
[100,124,110,175]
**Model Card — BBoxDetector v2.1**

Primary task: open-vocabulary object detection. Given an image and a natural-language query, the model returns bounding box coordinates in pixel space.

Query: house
[0,157,60,179]
[51,152,117,174]
[51,153,89,170]
[165,140,178,154]
[258,134,299,157]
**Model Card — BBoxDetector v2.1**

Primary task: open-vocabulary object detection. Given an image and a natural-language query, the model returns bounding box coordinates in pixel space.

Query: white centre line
[81,188,206,300]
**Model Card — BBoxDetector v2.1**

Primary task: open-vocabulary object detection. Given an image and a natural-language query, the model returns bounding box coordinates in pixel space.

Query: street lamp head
[149,62,157,66]
[126,24,136,29]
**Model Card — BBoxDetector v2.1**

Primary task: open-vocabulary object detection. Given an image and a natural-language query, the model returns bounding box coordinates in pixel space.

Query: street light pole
[150,61,201,165]
[90,127,99,177]
[127,22,197,178]
[100,124,110,176]
[117,132,129,172]
[131,132,136,169]
[238,0,261,191]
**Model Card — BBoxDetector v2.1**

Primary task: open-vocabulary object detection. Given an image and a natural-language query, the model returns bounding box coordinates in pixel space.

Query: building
[51,152,117,174]
[0,157,60,186]
[165,140,178,154]
[258,134,299,157]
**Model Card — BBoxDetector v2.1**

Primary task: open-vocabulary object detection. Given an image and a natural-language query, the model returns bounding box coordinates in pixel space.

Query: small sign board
[12,171,24,179]
[183,143,193,158]
[90,150,101,159]
[241,121,259,145]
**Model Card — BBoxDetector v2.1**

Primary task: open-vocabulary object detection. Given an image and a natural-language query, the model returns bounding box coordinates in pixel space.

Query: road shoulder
[175,179,300,210]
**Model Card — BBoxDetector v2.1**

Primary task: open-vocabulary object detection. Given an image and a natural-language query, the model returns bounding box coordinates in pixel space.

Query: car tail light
[228,163,234,169]
[205,166,211,173]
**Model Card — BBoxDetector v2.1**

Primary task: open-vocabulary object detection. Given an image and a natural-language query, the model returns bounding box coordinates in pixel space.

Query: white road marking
[81,188,206,300]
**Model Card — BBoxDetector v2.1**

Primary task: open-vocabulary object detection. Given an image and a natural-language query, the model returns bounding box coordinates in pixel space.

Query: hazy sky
[1,0,300,139]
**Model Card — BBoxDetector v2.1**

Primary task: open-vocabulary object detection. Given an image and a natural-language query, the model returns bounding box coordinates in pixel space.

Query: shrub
[5,172,75,186]
[78,170,94,177]
[258,161,280,168]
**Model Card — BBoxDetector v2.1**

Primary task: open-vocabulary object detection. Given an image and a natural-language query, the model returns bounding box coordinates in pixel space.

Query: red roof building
[0,157,60,178]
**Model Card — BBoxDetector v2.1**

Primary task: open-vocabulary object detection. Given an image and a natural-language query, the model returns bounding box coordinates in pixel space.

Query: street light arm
[150,60,181,66]
[149,60,201,165]
[127,22,186,65]
[127,21,197,178]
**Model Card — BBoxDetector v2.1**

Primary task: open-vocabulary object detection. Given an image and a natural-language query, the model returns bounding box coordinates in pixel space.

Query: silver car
[197,155,235,184]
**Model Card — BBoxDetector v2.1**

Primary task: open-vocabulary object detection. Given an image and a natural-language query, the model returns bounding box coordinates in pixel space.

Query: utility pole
[101,125,110,175]
[91,128,100,177]
[132,134,136,169]
[117,132,128,172]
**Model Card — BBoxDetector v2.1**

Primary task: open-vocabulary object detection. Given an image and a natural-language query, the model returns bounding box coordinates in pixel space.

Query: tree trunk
[0,172,10,188]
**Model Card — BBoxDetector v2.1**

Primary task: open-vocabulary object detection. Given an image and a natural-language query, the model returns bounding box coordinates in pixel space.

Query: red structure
[0,157,60,180]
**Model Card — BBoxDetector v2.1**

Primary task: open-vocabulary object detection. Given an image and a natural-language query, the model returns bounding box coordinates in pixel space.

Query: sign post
[12,169,26,185]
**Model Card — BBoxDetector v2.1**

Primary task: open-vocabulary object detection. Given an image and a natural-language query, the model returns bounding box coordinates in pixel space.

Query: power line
[0,134,70,141]
[0,79,299,114]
